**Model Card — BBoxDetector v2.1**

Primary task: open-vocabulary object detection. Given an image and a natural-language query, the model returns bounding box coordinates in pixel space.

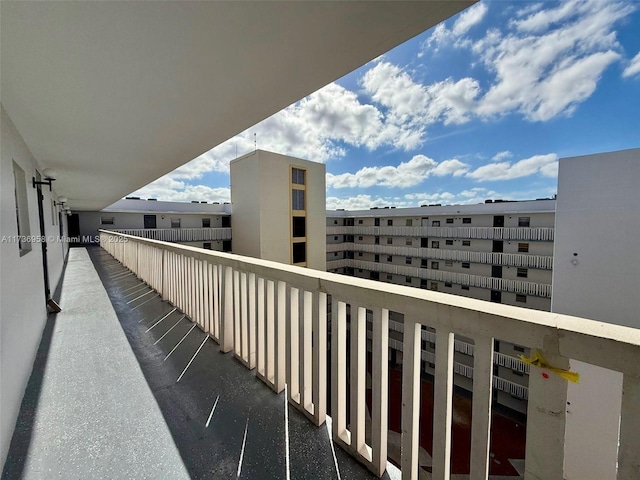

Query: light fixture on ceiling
[32,168,57,191]
[55,196,68,207]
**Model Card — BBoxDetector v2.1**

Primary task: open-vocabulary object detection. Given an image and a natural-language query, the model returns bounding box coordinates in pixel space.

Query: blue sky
[130,0,640,210]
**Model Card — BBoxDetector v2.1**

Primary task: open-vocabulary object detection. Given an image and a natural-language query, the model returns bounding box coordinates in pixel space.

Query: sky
[129,0,640,210]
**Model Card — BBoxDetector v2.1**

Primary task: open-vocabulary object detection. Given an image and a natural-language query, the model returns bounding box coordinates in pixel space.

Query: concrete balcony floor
[2,247,382,479]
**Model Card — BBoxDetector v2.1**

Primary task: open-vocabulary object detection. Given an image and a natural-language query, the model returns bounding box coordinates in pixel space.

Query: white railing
[326,259,552,297]
[108,227,232,243]
[326,242,554,269]
[99,230,640,480]
[326,225,554,241]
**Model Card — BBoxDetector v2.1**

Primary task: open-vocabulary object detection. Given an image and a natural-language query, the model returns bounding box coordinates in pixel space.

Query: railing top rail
[109,227,230,231]
[99,229,640,376]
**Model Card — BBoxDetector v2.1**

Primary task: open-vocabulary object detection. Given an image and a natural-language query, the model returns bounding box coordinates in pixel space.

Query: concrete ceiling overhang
[2,1,474,211]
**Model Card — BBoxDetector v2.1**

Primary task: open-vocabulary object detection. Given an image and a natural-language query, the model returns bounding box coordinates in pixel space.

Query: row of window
[100,216,225,228]
[332,216,532,227]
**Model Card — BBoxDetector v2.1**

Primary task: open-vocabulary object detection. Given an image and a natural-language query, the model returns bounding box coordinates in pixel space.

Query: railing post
[220,266,234,352]
[432,329,454,480]
[401,319,422,479]
[312,291,327,426]
[470,336,494,480]
[524,349,568,480]
[618,374,640,479]
[371,307,389,476]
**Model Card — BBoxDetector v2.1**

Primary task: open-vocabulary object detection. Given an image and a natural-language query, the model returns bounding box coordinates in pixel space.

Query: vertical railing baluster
[617,374,640,479]
[233,270,241,354]
[301,290,312,413]
[524,350,568,480]
[220,266,233,352]
[401,319,421,479]
[266,280,275,385]
[256,277,265,377]
[247,272,256,369]
[371,307,389,476]
[350,304,366,456]
[312,291,327,426]
[432,329,454,480]
[332,300,348,444]
[470,336,494,480]
[287,287,300,402]
[274,281,286,393]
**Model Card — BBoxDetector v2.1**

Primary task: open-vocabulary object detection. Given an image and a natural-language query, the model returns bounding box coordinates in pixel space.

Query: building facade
[325,199,556,414]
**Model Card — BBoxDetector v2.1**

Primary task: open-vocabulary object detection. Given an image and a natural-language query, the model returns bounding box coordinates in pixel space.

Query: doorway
[144,215,157,229]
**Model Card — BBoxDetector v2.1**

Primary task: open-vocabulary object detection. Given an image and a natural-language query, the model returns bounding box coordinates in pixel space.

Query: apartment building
[75,198,233,251]
[326,200,556,413]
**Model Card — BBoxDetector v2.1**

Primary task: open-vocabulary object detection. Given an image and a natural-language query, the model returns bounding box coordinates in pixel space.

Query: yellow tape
[519,350,580,383]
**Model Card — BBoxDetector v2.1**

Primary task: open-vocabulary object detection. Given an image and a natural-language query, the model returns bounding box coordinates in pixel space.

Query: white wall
[231,150,326,270]
[552,148,640,480]
[1,106,68,466]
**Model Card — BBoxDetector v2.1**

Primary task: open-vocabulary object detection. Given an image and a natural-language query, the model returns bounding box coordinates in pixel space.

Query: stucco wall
[1,106,68,466]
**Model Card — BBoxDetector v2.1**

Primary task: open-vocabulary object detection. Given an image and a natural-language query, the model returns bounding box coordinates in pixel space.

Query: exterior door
[144,215,156,229]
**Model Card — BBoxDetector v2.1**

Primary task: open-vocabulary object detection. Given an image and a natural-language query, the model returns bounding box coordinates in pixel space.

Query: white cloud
[622,51,640,78]
[475,0,630,121]
[466,153,558,181]
[129,177,231,203]
[424,3,488,51]
[432,159,469,177]
[492,151,512,162]
[326,155,469,189]
[361,62,480,131]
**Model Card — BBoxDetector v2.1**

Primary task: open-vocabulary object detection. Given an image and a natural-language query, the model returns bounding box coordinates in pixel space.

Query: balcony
[326,226,555,241]
[97,230,640,479]
[109,227,232,243]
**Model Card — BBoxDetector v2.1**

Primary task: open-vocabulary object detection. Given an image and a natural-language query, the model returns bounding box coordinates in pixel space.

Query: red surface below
[380,366,526,476]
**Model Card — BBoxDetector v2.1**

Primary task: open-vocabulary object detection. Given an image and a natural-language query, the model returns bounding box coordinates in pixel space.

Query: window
[431,261,439,269]
[387,255,392,262]
[462,262,470,269]
[387,237,393,244]
[512,370,524,377]
[387,274,393,281]
[12,161,31,254]
[292,167,305,185]
[292,189,305,210]
[358,236,363,241]
[518,217,531,227]
[406,219,413,226]
[514,345,525,353]
[358,219,363,224]
[292,242,306,263]
[333,236,338,241]
[221,216,231,228]
[462,217,472,224]
[334,220,338,225]
[432,241,439,249]
[462,240,471,247]
[445,260,453,267]
[358,252,363,257]
[101,217,115,225]
[445,239,453,246]
[375,236,380,245]
[445,282,452,287]
[446,218,454,224]
[202,218,211,228]
[374,218,380,226]
[203,242,212,250]
[171,218,181,228]
[518,243,529,253]
[430,282,438,291]
[432,220,440,226]
[517,268,528,278]
[405,257,412,265]
[374,254,380,262]
[406,276,412,283]
[292,217,306,237]
[516,294,527,303]
[461,285,470,290]
[405,238,412,246]
[387,219,393,226]
[421,259,428,268]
